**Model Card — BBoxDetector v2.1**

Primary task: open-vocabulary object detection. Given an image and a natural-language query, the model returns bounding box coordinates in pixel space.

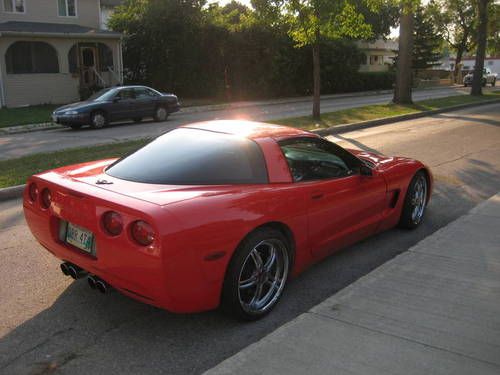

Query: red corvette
[24,120,432,320]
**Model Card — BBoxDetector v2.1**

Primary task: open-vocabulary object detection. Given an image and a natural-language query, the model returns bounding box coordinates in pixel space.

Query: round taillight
[131,221,155,246]
[40,188,51,209]
[102,211,123,236]
[28,183,38,202]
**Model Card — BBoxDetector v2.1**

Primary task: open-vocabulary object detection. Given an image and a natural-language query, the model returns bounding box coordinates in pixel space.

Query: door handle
[311,193,324,200]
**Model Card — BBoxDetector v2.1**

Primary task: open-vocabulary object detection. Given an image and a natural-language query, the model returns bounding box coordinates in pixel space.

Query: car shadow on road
[1,164,498,375]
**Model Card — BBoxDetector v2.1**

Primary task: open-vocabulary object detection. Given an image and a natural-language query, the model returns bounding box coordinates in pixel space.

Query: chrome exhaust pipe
[67,264,87,279]
[87,275,97,289]
[95,279,108,294]
[60,262,70,276]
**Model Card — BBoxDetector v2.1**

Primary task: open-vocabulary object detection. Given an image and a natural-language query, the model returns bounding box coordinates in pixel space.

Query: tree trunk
[453,41,466,83]
[471,0,489,96]
[393,8,414,104]
[312,39,321,120]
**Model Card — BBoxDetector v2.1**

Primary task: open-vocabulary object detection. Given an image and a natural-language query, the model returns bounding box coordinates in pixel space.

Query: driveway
[1,103,499,374]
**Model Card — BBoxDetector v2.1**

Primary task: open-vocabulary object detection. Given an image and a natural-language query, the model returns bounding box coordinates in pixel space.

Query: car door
[279,137,387,259]
[133,87,158,118]
[109,88,137,121]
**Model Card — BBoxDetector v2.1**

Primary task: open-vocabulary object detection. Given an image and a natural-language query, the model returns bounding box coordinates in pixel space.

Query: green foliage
[412,5,443,71]
[109,0,398,100]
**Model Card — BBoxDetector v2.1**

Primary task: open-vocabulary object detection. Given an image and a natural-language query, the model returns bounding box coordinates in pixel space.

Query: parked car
[24,120,432,320]
[52,86,180,130]
[463,68,497,87]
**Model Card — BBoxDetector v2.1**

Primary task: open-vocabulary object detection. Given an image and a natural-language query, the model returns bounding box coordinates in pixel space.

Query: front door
[80,47,98,88]
[279,137,387,259]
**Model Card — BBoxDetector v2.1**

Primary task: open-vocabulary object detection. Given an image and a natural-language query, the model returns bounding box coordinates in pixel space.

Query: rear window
[106,128,268,185]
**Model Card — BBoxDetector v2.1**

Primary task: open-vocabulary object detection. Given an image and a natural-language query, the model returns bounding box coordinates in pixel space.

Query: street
[0,86,475,160]
[1,103,499,374]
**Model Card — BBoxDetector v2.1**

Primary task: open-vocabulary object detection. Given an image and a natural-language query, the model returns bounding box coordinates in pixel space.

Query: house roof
[0,21,121,39]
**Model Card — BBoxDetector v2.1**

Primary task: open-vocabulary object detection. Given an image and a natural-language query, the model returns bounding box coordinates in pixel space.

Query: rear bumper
[24,204,172,309]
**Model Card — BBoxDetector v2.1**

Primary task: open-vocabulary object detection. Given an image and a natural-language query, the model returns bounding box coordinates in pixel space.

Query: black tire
[154,106,168,122]
[90,111,107,129]
[399,170,428,229]
[221,228,291,321]
[133,117,142,123]
[70,124,82,130]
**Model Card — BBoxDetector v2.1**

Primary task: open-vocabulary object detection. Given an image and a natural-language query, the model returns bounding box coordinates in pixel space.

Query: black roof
[0,21,121,37]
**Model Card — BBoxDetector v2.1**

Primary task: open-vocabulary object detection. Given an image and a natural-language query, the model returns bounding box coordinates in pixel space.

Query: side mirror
[360,164,373,176]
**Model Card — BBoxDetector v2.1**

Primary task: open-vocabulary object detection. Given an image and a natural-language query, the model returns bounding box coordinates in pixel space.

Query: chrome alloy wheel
[411,175,427,224]
[92,113,106,128]
[156,107,167,121]
[237,239,289,315]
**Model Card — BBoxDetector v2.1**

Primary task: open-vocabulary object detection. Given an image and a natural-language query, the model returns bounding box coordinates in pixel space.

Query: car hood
[46,159,243,206]
[55,101,95,113]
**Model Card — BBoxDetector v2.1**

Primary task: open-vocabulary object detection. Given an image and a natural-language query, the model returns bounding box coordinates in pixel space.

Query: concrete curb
[1,96,497,203]
[0,184,25,202]
[0,86,460,135]
[311,98,500,136]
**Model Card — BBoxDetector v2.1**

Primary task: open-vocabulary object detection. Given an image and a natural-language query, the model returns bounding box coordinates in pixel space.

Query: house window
[6,41,59,74]
[58,0,76,17]
[3,0,25,13]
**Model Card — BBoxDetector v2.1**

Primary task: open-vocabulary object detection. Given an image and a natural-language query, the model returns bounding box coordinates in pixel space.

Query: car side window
[116,89,135,100]
[134,88,157,99]
[279,138,360,182]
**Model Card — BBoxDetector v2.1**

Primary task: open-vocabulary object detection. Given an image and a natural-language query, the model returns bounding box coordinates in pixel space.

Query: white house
[357,39,398,73]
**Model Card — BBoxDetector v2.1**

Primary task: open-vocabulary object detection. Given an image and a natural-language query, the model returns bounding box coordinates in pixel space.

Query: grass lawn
[0,139,149,188]
[0,105,58,128]
[1,92,499,188]
[270,91,500,130]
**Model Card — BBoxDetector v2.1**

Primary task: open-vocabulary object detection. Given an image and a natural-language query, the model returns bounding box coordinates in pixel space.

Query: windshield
[88,88,117,101]
[106,128,268,185]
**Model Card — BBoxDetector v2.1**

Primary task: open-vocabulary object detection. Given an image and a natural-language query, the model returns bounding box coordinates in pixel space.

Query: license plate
[66,222,94,253]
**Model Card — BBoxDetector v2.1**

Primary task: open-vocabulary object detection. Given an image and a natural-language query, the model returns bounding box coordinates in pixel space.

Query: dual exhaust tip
[60,262,108,294]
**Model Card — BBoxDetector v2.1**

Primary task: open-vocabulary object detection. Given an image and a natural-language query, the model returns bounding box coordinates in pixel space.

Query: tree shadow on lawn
[1,163,498,375]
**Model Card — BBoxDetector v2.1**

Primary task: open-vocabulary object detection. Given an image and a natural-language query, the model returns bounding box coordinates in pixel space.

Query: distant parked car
[52,86,180,130]
[463,68,497,87]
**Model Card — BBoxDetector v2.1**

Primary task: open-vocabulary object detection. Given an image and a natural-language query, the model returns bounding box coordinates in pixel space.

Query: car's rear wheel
[90,111,107,129]
[222,228,290,320]
[399,171,428,229]
[70,124,82,130]
[154,106,168,122]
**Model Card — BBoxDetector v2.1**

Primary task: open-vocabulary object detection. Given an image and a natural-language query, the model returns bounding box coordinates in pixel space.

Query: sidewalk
[205,193,500,375]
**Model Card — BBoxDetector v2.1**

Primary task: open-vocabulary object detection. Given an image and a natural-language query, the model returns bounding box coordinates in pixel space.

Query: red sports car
[24,120,432,320]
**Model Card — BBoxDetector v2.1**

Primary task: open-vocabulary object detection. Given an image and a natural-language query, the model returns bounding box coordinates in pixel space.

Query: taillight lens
[131,221,155,246]
[28,183,38,202]
[40,188,51,209]
[102,211,123,236]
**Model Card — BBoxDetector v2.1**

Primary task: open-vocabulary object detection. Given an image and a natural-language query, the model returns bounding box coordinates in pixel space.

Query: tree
[412,5,442,73]
[393,1,416,104]
[428,0,475,82]
[471,0,491,96]
[254,0,388,120]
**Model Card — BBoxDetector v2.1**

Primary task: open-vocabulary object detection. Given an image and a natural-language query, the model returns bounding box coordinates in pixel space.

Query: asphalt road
[1,103,499,375]
[0,86,479,160]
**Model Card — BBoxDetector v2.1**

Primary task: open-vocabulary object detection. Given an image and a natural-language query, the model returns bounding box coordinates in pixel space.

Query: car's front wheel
[154,106,168,122]
[399,171,428,229]
[222,228,291,320]
[90,111,107,129]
